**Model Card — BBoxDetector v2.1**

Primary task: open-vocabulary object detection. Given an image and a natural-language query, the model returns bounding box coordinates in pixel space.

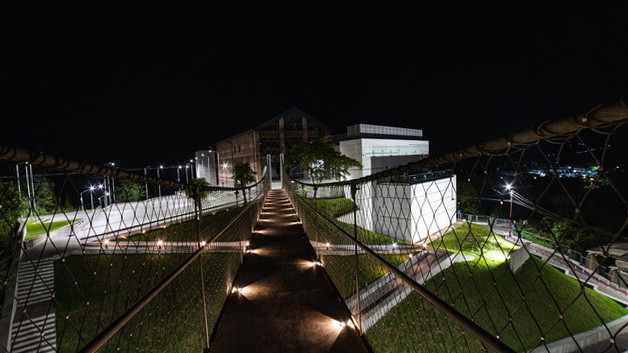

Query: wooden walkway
[208,189,371,353]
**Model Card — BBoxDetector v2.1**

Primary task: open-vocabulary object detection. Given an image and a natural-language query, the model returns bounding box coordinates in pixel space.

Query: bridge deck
[208,189,371,353]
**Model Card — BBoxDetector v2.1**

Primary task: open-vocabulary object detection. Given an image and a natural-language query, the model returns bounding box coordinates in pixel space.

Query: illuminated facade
[336,123,429,179]
[211,108,329,186]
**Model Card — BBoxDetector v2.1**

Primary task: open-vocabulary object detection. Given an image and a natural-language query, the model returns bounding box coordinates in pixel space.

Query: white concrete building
[337,173,457,244]
[372,174,456,243]
[337,124,429,179]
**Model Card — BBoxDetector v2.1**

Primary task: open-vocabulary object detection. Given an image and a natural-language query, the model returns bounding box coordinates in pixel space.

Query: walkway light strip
[294,192,517,353]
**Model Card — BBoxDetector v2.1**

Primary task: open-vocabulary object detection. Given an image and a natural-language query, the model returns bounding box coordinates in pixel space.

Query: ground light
[308,260,323,267]
[231,286,249,295]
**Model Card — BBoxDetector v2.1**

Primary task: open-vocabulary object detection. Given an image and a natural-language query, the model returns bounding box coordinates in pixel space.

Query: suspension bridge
[1,101,628,352]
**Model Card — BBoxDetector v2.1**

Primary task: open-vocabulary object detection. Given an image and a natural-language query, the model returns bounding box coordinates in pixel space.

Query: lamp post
[80,186,95,211]
[505,183,514,237]
[157,165,163,197]
[104,162,116,205]
[143,165,163,199]
[143,166,150,200]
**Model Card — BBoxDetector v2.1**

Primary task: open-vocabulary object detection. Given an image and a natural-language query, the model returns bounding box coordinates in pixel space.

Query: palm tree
[186,178,210,219]
[232,162,256,205]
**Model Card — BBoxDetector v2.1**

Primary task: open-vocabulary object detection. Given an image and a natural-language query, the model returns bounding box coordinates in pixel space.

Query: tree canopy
[286,135,361,184]
[232,162,256,205]
[114,180,145,202]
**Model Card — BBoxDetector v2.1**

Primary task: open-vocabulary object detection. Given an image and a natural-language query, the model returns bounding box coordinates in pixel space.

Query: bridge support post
[351,182,362,333]
[195,191,211,351]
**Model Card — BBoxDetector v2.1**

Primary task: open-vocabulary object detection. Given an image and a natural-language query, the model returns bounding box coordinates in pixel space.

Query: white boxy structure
[371,174,457,243]
[337,124,429,180]
[339,173,457,244]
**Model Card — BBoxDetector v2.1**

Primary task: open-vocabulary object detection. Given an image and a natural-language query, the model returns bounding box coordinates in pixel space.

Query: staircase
[208,189,371,353]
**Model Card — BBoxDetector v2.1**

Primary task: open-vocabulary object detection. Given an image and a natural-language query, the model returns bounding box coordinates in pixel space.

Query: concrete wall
[339,138,429,179]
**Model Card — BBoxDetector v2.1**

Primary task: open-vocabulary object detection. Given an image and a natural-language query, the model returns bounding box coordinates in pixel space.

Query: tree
[114,180,145,202]
[31,176,56,214]
[0,181,24,243]
[286,135,362,185]
[0,181,23,315]
[457,181,481,215]
[185,178,211,218]
[232,162,256,205]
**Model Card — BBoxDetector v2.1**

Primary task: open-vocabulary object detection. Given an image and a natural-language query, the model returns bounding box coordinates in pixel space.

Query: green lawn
[365,223,628,352]
[25,219,77,240]
[428,222,519,263]
[54,252,240,353]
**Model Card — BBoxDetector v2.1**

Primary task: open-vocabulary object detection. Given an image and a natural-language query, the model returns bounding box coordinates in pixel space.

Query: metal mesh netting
[0,150,269,353]
[1,101,628,353]
[284,102,628,353]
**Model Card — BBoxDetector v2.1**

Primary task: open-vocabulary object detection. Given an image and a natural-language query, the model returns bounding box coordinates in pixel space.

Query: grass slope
[55,252,240,352]
[365,223,628,352]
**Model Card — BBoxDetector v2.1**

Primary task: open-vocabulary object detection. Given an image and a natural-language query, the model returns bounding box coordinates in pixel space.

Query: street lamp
[505,183,514,237]
[157,165,163,197]
[80,186,94,211]
[143,165,163,199]
[80,185,101,210]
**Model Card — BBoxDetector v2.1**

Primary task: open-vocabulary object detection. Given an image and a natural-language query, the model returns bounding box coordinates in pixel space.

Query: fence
[1,100,628,353]
[0,147,270,353]
[283,100,628,353]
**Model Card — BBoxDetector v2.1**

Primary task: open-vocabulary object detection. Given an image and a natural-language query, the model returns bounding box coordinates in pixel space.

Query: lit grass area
[321,254,410,299]
[54,252,240,353]
[25,219,77,240]
[428,222,518,261]
[308,197,356,218]
[366,224,628,352]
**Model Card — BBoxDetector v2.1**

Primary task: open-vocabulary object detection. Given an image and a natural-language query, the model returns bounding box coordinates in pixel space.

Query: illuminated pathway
[208,189,371,353]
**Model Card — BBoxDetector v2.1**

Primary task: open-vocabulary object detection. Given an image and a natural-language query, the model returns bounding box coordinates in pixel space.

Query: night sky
[3,2,628,170]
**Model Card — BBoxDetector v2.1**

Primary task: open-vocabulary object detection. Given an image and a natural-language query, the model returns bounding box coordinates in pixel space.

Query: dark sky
[3,2,628,169]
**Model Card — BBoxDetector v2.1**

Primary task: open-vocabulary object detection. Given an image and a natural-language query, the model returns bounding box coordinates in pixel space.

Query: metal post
[15,164,21,193]
[194,190,211,351]
[103,176,108,208]
[24,163,33,211]
[509,190,513,237]
[144,167,149,200]
[110,176,116,204]
[351,183,362,331]
[157,167,162,198]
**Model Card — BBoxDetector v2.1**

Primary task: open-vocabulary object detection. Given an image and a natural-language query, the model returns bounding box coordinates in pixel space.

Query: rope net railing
[0,148,270,352]
[283,101,628,353]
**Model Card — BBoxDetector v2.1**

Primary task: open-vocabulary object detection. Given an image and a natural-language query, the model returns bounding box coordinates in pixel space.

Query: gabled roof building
[199,107,330,186]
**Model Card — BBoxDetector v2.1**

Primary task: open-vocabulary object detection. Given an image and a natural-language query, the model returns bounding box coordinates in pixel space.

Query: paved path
[208,189,371,353]
[10,258,57,353]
